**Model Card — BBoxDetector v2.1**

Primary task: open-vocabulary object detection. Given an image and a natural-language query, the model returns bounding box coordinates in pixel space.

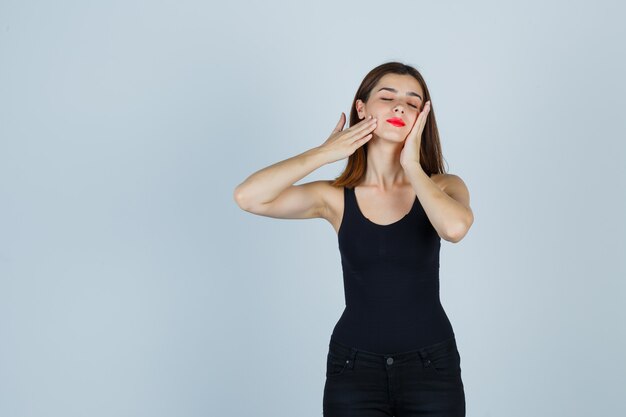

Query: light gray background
[1,1,625,416]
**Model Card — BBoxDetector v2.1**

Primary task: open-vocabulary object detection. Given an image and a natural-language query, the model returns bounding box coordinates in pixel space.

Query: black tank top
[330,185,455,354]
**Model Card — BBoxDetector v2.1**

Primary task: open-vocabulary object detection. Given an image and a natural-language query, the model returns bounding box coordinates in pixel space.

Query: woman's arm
[403,164,473,243]
[233,114,376,219]
[233,147,331,218]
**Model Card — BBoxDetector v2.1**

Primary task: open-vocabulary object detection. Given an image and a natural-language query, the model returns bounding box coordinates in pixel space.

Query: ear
[355,99,366,120]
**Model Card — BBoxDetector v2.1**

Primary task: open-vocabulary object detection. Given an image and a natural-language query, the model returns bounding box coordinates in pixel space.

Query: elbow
[233,186,251,211]
[444,212,474,243]
[445,231,465,244]
[443,228,464,243]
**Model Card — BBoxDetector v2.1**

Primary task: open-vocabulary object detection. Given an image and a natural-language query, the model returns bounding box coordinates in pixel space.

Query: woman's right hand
[318,113,377,164]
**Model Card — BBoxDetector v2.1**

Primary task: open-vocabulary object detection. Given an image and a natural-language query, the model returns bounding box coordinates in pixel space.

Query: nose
[393,105,405,114]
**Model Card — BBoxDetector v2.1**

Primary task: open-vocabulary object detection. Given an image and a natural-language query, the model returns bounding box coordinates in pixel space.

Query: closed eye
[381,98,418,109]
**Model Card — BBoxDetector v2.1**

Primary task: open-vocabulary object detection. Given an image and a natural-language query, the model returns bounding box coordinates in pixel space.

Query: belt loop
[418,350,432,368]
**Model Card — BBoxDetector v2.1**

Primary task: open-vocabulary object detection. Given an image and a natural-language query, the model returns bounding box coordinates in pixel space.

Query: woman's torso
[320,177,456,354]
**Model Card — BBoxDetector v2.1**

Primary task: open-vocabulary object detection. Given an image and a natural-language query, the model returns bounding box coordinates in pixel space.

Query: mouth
[386,118,405,127]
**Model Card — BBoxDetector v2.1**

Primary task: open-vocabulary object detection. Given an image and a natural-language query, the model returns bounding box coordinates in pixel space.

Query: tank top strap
[343,186,357,217]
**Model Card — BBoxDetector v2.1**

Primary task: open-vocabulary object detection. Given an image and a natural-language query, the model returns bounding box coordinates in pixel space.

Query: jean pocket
[427,346,461,376]
[326,351,349,377]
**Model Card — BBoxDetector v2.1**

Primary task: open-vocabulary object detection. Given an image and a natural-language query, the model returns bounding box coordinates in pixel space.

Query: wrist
[304,146,330,167]
[401,159,423,171]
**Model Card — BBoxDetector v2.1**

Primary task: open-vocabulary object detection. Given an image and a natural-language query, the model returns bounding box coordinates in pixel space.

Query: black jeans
[323,336,466,417]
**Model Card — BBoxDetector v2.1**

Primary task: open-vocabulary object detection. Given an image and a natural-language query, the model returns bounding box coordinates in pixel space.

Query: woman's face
[356,73,425,143]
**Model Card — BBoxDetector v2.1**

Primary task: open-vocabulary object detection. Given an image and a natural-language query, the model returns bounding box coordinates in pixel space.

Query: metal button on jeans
[386,357,394,365]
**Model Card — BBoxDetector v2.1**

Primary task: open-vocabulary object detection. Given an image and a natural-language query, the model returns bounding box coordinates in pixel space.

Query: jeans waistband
[328,336,458,368]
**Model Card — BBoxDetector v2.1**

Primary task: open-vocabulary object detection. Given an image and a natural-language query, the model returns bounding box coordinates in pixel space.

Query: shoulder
[316,180,343,208]
[305,179,342,199]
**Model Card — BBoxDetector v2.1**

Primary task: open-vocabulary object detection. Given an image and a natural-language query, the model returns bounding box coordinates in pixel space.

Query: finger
[340,114,371,136]
[351,126,376,144]
[415,113,428,136]
[407,113,424,139]
[416,109,428,129]
[419,106,430,128]
[332,112,346,133]
[420,104,431,127]
[408,114,421,135]
[348,116,377,136]
[355,115,375,126]
[353,133,373,147]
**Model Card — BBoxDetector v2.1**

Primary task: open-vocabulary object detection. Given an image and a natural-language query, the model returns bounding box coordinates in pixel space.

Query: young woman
[234,61,473,417]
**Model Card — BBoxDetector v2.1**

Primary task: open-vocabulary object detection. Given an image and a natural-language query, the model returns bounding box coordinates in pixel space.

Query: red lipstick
[386,117,405,127]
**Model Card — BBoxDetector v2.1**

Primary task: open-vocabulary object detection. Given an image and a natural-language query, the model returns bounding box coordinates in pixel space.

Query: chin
[377,131,407,143]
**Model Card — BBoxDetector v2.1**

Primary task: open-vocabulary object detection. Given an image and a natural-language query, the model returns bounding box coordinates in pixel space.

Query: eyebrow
[377,87,423,101]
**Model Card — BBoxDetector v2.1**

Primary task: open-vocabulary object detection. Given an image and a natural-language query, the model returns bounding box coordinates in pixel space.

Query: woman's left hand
[400,100,431,168]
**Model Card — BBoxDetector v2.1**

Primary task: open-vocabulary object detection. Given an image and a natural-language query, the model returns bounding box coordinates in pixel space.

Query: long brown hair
[331,61,448,188]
